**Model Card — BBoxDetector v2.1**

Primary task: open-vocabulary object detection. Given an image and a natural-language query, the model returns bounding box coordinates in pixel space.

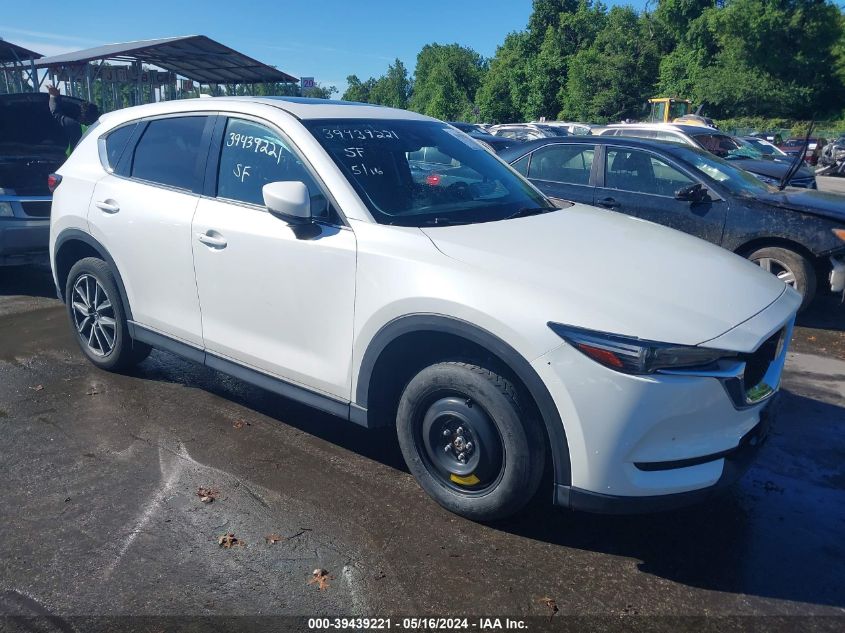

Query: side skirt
[128,321,371,427]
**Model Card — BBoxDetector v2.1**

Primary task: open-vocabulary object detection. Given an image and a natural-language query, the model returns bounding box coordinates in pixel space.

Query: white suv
[49,97,800,520]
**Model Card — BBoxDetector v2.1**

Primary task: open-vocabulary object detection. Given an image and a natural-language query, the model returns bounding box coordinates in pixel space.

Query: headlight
[0,202,14,217]
[548,323,737,374]
[751,173,779,185]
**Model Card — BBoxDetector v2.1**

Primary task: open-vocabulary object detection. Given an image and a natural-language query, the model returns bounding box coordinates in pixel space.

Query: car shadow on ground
[130,349,845,610]
[0,262,55,299]
[797,292,844,332]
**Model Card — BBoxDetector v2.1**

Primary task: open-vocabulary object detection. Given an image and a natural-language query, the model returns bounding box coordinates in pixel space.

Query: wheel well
[55,239,102,300]
[364,330,554,473]
[735,236,817,263]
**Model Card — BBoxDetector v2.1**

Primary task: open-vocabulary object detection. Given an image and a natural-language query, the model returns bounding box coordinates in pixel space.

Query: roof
[496,135,702,162]
[96,96,434,128]
[0,39,42,63]
[602,123,719,135]
[34,35,296,84]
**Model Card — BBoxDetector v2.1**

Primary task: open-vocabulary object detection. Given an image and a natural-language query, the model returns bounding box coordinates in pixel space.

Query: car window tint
[606,149,693,196]
[527,145,594,185]
[131,117,206,190]
[104,123,136,171]
[654,130,684,143]
[511,154,529,175]
[217,118,333,221]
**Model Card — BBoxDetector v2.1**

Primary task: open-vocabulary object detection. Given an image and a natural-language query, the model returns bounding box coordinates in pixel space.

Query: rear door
[86,114,212,346]
[595,145,727,243]
[524,142,596,205]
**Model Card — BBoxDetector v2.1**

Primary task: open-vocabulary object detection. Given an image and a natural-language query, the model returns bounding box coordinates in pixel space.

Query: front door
[191,116,357,400]
[524,142,596,205]
[595,146,726,244]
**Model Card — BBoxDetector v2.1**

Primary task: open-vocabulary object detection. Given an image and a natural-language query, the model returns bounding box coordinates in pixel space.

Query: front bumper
[555,404,773,513]
[830,254,845,293]
[534,300,796,514]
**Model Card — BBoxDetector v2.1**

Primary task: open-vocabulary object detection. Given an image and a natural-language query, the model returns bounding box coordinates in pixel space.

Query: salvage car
[488,123,568,141]
[599,123,817,188]
[0,92,84,265]
[50,97,800,520]
[502,136,845,308]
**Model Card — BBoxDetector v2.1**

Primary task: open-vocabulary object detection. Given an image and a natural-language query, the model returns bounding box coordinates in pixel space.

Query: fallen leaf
[265,533,284,544]
[197,487,218,503]
[29,385,44,391]
[232,419,251,429]
[85,387,99,396]
[218,533,244,548]
[538,597,559,621]
[308,568,331,590]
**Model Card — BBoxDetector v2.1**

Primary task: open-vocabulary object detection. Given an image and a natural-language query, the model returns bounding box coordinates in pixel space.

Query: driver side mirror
[263,181,312,224]
[674,183,708,203]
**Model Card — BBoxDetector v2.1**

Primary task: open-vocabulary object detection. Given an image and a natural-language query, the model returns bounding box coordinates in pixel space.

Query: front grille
[742,329,782,388]
[20,201,51,218]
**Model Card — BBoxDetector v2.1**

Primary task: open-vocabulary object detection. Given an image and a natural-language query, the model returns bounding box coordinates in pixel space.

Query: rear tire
[396,361,545,521]
[748,246,816,311]
[65,257,151,371]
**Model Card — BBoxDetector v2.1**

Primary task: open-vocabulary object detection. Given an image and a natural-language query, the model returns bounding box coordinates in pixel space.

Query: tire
[396,361,545,521]
[65,257,151,371]
[748,246,817,311]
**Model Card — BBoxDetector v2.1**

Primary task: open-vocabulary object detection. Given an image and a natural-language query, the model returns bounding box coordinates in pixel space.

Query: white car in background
[49,97,799,520]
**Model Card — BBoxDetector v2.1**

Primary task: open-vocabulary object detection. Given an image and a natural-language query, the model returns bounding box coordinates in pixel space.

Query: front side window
[131,116,207,190]
[304,119,552,226]
[527,144,594,185]
[605,148,693,196]
[215,118,332,220]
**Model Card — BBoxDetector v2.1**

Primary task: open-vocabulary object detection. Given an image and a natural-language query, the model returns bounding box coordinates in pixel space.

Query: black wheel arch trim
[53,229,134,321]
[356,313,572,487]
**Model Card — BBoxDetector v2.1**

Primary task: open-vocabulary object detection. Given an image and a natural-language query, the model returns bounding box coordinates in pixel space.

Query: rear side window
[103,123,136,171]
[131,116,207,190]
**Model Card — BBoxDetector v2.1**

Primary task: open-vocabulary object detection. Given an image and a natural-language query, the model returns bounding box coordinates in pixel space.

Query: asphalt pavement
[0,264,843,632]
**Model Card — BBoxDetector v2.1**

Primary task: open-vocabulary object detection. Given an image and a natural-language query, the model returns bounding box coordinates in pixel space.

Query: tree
[559,6,660,122]
[302,83,338,100]
[342,74,376,102]
[369,59,412,108]
[409,44,487,120]
[476,32,532,122]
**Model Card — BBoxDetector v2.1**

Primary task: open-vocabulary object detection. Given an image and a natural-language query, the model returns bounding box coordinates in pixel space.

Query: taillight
[426,173,441,186]
[48,173,62,193]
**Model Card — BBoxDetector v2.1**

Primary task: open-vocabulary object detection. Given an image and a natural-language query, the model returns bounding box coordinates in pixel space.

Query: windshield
[679,148,777,197]
[743,137,787,156]
[305,118,552,226]
[691,132,767,160]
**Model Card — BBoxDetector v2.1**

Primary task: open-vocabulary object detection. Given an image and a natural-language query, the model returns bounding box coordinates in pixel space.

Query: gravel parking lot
[1,265,843,631]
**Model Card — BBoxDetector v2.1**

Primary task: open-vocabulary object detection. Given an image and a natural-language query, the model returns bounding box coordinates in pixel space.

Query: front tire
[748,246,816,311]
[396,361,545,521]
[65,257,151,371]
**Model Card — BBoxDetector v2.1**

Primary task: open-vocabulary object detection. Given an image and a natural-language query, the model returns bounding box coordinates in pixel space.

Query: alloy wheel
[71,274,117,357]
[753,256,797,288]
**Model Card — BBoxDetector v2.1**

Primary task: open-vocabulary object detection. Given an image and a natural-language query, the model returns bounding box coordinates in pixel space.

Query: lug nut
[458,452,466,462]
[443,429,452,437]
[444,444,451,453]
[456,427,464,435]
[465,442,473,452]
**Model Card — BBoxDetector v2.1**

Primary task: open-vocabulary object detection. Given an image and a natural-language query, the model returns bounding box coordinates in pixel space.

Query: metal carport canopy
[34,35,297,84]
[0,39,42,63]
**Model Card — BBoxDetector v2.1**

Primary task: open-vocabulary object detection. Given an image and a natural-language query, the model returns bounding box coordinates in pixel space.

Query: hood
[730,157,814,182]
[752,189,845,223]
[421,204,788,347]
[0,93,84,158]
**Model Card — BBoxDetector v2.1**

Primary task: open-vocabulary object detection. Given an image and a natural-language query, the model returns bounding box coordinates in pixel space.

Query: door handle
[95,200,120,214]
[597,197,620,209]
[196,232,228,249]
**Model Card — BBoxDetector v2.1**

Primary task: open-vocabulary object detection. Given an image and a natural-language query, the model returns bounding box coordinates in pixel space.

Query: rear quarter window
[130,116,207,191]
[101,123,136,172]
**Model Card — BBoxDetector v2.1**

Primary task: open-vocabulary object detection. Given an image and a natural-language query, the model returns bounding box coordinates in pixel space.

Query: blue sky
[1,0,648,94]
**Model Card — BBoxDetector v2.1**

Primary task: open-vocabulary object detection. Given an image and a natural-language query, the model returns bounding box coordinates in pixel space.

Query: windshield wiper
[505,206,557,220]
[417,217,472,227]
[778,122,814,190]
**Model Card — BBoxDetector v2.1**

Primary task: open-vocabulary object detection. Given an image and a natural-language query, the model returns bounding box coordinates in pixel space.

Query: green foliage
[409,43,487,121]
[343,0,845,124]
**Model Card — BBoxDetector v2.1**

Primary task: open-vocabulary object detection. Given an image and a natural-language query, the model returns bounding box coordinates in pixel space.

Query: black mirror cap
[675,183,707,202]
[268,208,314,225]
